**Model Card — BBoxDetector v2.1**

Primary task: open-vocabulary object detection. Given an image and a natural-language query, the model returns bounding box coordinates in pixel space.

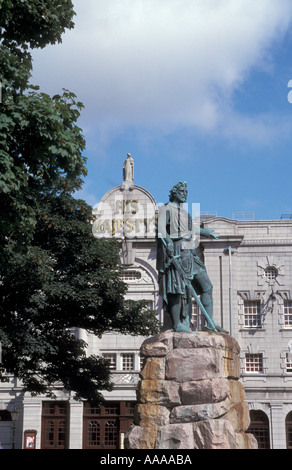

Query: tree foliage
[0,193,160,403]
[0,0,86,262]
[0,1,160,403]
[0,0,75,48]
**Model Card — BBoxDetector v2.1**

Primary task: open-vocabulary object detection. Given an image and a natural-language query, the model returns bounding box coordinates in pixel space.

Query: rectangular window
[284,300,292,328]
[244,300,262,328]
[125,401,136,415]
[84,404,101,415]
[245,353,263,373]
[102,353,117,370]
[146,300,154,310]
[286,353,292,373]
[139,354,145,371]
[191,300,200,330]
[121,271,141,281]
[121,353,134,371]
[104,403,119,415]
[84,402,120,416]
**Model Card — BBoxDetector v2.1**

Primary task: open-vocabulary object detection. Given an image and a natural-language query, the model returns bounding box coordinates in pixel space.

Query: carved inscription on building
[93,197,157,239]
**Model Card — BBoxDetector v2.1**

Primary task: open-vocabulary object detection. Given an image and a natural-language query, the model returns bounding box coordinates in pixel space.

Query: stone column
[125,330,257,449]
[68,401,84,449]
[270,402,285,449]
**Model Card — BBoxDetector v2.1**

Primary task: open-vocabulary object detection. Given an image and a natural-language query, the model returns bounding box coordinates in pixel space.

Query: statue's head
[169,181,188,202]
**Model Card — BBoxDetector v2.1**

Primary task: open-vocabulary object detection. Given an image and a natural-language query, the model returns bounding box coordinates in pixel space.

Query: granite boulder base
[124,330,258,449]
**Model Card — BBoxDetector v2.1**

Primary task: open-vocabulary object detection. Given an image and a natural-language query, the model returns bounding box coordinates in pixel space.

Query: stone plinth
[124,330,258,449]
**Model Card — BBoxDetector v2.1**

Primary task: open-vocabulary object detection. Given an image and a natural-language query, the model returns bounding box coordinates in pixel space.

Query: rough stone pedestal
[124,330,258,450]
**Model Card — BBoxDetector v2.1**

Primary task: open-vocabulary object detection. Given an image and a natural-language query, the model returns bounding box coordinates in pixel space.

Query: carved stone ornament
[257,256,285,287]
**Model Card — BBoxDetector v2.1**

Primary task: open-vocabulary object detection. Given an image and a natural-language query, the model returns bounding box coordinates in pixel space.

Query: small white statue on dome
[123,153,134,184]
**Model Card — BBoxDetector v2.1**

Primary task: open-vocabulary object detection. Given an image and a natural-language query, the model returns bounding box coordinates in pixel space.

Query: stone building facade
[202,216,292,449]
[1,158,292,449]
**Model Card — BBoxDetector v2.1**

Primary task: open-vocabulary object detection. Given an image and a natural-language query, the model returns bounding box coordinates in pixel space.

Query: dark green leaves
[0,0,86,261]
[0,193,160,403]
[0,0,75,49]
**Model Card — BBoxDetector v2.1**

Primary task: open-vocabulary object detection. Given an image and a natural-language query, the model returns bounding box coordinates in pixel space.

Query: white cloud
[31,0,292,139]
[219,109,292,146]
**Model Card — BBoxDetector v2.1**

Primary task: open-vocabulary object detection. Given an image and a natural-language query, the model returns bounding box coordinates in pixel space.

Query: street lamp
[224,246,235,336]
[10,406,19,449]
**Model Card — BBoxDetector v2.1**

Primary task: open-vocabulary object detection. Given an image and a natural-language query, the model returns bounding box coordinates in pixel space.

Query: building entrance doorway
[41,402,68,449]
[83,401,134,449]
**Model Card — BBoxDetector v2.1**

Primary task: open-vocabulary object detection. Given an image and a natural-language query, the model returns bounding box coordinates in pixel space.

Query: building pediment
[92,156,157,240]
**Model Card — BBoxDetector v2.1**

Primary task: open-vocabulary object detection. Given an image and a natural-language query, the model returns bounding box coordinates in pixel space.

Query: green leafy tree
[0,193,160,403]
[0,1,160,403]
[0,0,86,262]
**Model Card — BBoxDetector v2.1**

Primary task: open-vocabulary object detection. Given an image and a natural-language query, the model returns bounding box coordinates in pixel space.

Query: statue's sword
[158,234,228,333]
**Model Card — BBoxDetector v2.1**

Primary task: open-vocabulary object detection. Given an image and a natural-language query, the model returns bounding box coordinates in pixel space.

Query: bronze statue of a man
[157,181,226,334]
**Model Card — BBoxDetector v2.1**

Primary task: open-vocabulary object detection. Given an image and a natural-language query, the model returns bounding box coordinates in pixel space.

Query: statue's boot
[214,323,229,334]
[204,322,229,334]
[204,323,229,334]
[203,323,217,332]
[174,322,198,334]
[171,304,198,334]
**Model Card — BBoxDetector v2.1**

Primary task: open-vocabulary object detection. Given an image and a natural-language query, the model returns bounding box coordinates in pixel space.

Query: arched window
[88,420,100,447]
[286,411,292,449]
[104,420,118,447]
[248,410,270,449]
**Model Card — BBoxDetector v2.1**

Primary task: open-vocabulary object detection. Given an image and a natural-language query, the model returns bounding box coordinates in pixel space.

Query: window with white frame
[124,299,154,311]
[146,300,154,310]
[121,353,134,371]
[139,354,145,371]
[245,353,264,373]
[120,271,141,281]
[284,300,292,328]
[286,353,292,373]
[191,300,200,330]
[102,353,117,370]
[243,300,262,328]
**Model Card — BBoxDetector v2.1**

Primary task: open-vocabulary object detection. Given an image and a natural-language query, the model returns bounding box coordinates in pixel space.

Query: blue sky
[31,0,292,220]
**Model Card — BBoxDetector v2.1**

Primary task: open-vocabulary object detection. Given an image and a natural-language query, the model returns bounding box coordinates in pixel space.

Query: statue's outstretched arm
[199,227,219,239]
